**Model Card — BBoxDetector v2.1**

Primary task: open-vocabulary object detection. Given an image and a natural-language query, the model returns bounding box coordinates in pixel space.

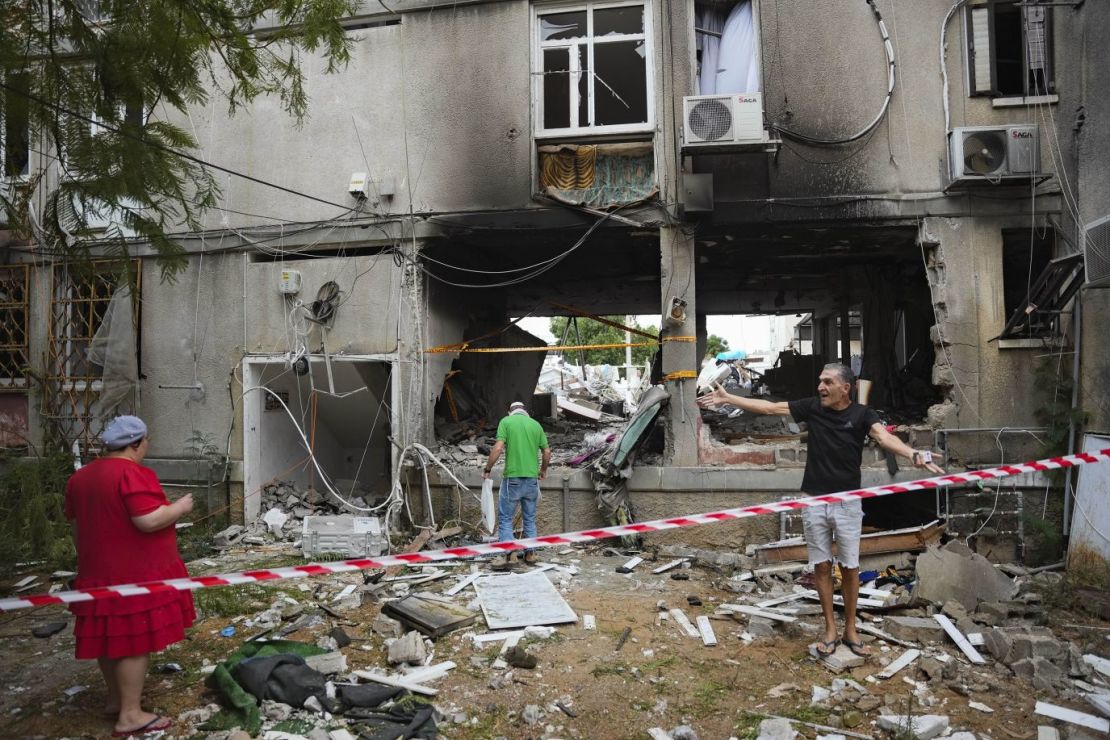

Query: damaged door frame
[241,353,400,522]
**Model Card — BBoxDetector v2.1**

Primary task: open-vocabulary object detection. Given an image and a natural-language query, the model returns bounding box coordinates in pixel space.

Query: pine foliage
[0,0,357,280]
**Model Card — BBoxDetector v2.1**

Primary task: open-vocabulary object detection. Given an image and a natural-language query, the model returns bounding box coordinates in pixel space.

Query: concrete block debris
[756,717,797,740]
[387,630,427,665]
[914,541,1017,610]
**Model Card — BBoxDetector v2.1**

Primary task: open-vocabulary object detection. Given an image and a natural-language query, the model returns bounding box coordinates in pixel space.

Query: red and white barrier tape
[3,448,1108,613]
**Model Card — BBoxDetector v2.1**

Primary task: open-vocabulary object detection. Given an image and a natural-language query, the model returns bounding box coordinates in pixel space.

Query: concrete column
[659,225,699,466]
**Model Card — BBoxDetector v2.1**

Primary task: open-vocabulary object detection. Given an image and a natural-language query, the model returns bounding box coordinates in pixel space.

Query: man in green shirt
[483,401,551,564]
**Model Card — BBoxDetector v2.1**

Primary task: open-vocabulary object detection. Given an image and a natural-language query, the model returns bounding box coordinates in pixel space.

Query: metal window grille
[43,261,140,450]
[0,265,30,391]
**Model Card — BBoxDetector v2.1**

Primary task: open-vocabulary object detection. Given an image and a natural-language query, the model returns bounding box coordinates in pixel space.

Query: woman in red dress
[65,415,196,737]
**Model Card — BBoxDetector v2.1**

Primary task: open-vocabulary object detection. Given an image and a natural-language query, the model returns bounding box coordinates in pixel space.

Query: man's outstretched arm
[869,423,945,474]
[696,383,792,416]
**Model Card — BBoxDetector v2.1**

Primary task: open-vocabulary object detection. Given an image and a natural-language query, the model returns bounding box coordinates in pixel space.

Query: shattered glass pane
[540,11,586,41]
[543,49,571,129]
[593,41,647,126]
[594,6,644,36]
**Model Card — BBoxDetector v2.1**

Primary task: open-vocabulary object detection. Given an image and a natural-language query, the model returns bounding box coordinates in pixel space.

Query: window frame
[0,265,30,391]
[964,0,1054,99]
[531,0,655,139]
[1,71,33,181]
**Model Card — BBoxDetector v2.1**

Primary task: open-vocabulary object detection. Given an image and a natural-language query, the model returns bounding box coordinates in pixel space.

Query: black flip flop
[842,639,872,657]
[815,639,839,656]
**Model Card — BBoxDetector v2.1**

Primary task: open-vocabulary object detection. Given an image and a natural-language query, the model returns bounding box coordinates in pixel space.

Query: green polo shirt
[496,413,548,478]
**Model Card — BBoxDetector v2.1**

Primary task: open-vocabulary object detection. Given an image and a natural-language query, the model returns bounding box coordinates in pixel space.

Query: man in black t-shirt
[698,363,942,658]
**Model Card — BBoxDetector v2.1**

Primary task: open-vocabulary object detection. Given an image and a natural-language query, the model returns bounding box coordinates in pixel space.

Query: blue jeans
[498,477,540,550]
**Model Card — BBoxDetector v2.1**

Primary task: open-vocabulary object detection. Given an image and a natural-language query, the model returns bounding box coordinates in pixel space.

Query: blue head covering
[100,415,148,450]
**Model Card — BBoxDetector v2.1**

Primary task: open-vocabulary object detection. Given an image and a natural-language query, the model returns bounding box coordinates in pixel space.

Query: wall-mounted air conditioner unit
[683,93,765,148]
[948,125,1040,183]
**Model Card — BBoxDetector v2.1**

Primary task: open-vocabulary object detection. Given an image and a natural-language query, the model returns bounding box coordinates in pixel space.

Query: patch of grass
[692,679,728,710]
[641,655,676,672]
[193,582,302,619]
[448,705,504,739]
[783,705,829,725]
[734,712,764,740]
[591,661,630,678]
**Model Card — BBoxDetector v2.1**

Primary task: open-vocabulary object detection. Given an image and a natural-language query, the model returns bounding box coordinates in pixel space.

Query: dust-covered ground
[1,548,1108,739]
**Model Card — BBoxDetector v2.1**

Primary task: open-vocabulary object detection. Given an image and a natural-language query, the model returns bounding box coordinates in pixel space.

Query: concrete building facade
[1,0,1104,550]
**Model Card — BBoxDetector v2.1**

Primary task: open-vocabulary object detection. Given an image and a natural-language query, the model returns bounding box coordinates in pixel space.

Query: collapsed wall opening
[242,357,393,522]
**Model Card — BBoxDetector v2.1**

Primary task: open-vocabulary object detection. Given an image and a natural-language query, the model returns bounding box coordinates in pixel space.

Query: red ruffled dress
[65,457,196,660]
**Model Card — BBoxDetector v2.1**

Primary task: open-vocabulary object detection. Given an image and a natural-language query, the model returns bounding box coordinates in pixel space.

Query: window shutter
[968,6,994,95]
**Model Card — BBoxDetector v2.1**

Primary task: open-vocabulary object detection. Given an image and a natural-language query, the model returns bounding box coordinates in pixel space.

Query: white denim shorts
[801,498,864,569]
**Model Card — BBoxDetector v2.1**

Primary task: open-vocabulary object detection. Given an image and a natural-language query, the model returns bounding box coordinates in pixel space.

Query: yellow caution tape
[662,370,697,381]
[424,336,697,355]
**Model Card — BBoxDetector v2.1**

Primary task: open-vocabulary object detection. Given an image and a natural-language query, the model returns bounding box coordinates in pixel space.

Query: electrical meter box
[302,515,385,558]
[278,269,302,295]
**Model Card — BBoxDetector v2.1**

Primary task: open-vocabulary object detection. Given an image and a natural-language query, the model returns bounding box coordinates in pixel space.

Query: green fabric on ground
[200,639,327,735]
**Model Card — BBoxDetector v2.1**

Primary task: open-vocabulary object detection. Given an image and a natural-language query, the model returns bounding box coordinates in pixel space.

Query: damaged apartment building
[2,0,1109,558]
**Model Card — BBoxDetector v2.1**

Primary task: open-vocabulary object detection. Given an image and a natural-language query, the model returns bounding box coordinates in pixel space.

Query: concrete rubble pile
[657,538,1110,739]
[210,480,380,549]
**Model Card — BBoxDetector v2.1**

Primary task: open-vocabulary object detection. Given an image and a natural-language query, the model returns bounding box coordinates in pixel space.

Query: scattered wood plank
[1082,653,1110,678]
[1033,701,1109,734]
[557,396,603,421]
[429,526,463,543]
[877,648,921,679]
[670,609,700,637]
[471,630,525,645]
[616,556,644,574]
[858,622,919,649]
[696,615,718,647]
[398,661,456,684]
[352,670,437,696]
[720,604,797,623]
[759,713,871,740]
[756,520,945,564]
[933,614,986,665]
[803,592,887,609]
[615,626,633,651]
[756,592,809,609]
[651,559,687,574]
[445,573,483,596]
[492,633,522,670]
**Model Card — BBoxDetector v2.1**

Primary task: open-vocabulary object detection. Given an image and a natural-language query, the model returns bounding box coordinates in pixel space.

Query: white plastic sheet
[481,479,496,535]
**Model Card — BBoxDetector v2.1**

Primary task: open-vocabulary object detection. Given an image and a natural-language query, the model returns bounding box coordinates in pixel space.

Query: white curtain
[698,1,761,95]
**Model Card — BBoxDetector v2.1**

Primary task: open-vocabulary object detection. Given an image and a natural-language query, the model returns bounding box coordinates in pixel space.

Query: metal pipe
[1063,290,1082,536]
[562,475,570,532]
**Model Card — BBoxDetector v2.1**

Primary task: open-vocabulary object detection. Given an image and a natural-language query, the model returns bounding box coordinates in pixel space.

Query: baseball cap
[100,415,148,450]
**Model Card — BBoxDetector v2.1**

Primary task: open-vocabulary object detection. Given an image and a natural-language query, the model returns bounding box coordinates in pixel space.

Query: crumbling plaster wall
[161,1,534,231]
[920,217,1044,431]
[704,0,1065,203]
[1074,2,1110,434]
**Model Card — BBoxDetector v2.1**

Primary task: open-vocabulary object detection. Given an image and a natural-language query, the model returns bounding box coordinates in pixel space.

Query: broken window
[966,0,1053,97]
[996,229,1083,340]
[694,0,762,96]
[1,72,32,179]
[534,1,652,137]
[44,262,141,448]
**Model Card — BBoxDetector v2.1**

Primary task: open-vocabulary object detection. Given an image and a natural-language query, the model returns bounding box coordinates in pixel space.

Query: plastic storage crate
[302,515,385,558]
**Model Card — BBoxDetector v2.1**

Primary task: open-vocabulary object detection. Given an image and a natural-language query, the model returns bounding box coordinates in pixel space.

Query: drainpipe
[1063,290,1082,537]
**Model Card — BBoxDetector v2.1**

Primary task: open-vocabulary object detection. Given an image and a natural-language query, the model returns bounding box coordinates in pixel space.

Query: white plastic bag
[481,479,496,535]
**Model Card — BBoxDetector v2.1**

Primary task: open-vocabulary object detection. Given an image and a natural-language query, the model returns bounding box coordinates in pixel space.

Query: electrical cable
[772,0,896,147]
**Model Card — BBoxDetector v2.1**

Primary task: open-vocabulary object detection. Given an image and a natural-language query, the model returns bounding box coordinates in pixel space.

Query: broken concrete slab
[473,571,577,630]
[883,616,946,643]
[303,651,348,675]
[1011,656,1064,692]
[756,717,797,740]
[811,643,866,673]
[913,541,1017,611]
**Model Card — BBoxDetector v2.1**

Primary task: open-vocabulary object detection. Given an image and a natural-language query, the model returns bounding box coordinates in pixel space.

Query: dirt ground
[1,549,1107,739]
